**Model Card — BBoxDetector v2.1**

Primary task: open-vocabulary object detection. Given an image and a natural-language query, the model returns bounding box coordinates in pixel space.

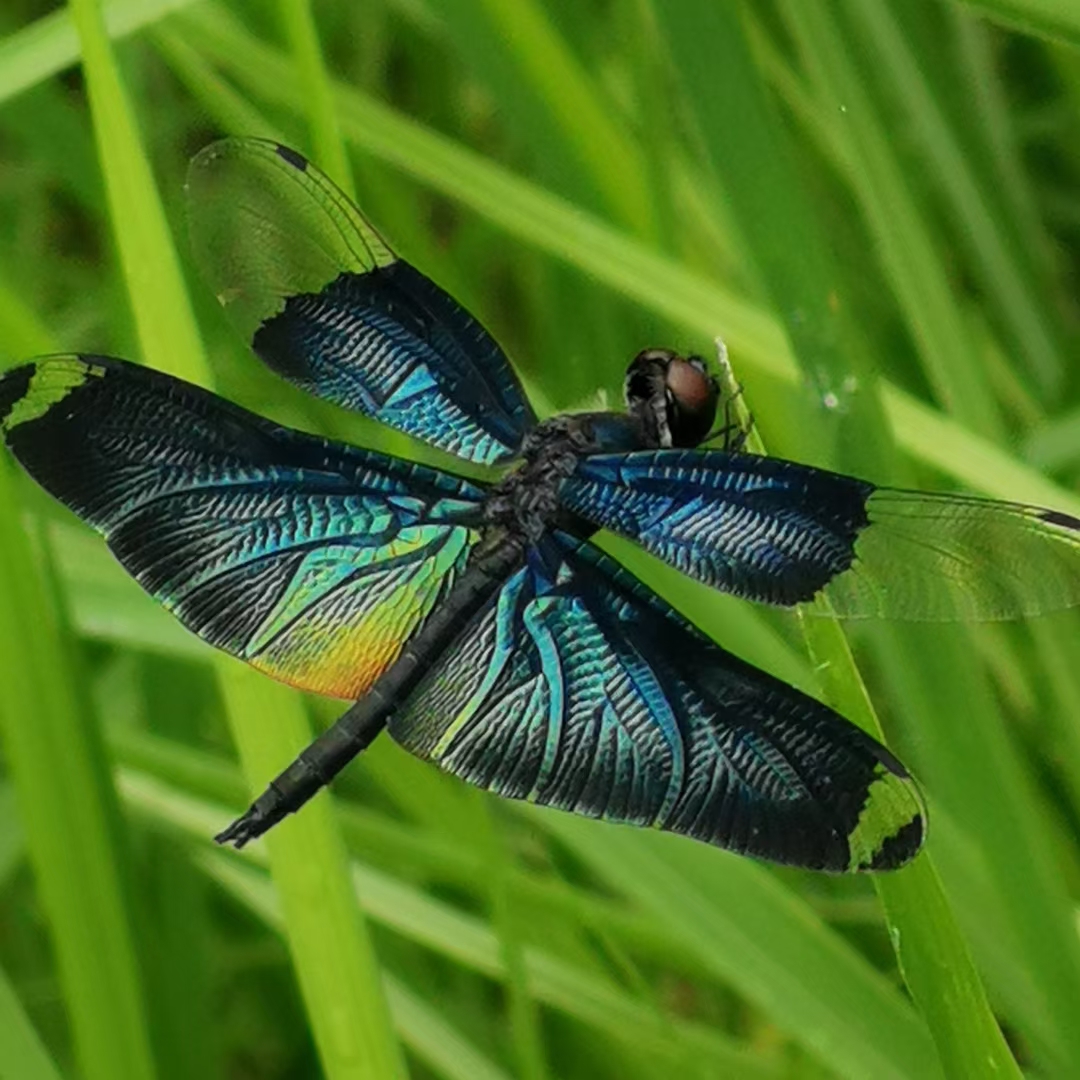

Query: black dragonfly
[4,138,1079,872]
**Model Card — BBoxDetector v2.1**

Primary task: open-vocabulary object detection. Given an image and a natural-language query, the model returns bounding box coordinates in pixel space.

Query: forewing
[390,533,924,872]
[186,138,535,465]
[811,489,1080,620]
[0,355,484,698]
[562,449,1080,620]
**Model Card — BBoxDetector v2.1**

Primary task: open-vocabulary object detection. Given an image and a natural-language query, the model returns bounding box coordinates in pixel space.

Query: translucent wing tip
[187,137,312,189]
[186,137,396,344]
[822,488,1080,622]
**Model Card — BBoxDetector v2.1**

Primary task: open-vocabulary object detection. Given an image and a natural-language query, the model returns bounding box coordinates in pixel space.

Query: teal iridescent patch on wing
[564,449,1080,623]
[561,449,872,607]
[238,523,477,698]
[391,532,926,872]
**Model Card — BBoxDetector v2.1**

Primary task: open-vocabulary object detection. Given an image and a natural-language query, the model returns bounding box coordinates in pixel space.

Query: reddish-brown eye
[665,356,718,448]
[666,358,712,413]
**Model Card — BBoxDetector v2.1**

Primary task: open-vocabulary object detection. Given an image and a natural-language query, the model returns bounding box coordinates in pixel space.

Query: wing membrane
[812,489,1080,620]
[187,138,534,464]
[0,355,483,698]
[563,449,1080,621]
[390,533,924,871]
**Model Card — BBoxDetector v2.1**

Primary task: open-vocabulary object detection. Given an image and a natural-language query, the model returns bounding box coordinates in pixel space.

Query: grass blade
[63,0,407,1074]
[0,961,64,1080]
[0,461,156,1080]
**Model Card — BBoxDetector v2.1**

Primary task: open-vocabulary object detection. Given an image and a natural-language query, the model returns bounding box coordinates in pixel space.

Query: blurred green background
[2,1,1080,1078]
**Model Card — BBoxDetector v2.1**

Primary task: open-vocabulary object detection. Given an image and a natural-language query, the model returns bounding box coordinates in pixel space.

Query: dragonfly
[4,139,1080,873]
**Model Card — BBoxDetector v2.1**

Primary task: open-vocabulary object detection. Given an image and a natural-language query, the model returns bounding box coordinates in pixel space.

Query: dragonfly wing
[812,489,1080,620]
[0,355,484,698]
[187,138,535,465]
[563,449,1080,620]
[390,532,924,871]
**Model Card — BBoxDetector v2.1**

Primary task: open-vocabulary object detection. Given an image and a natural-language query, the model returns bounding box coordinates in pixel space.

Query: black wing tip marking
[190,136,309,170]
[844,743,926,872]
[1040,508,1080,531]
[1,355,115,438]
[864,814,925,872]
[274,143,310,172]
[869,737,911,780]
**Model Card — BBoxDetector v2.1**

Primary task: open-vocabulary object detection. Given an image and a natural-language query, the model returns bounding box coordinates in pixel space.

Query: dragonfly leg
[708,383,755,451]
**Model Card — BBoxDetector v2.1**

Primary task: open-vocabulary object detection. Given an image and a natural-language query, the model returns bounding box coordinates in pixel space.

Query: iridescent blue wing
[0,355,483,698]
[186,138,535,465]
[561,449,1080,621]
[390,533,924,872]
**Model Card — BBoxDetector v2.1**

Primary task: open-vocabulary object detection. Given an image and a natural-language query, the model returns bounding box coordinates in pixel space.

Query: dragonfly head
[625,349,719,449]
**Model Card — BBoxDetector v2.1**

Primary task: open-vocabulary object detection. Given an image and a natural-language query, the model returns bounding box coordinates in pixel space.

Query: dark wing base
[564,448,1080,621]
[562,449,872,607]
[391,533,924,872]
[253,262,532,465]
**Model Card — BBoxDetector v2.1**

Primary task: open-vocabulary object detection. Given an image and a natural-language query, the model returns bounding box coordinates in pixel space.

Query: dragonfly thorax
[482,414,603,542]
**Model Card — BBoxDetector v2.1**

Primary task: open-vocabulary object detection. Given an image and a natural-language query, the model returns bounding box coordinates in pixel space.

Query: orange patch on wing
[251,604,415,699]
[238,525,478,699]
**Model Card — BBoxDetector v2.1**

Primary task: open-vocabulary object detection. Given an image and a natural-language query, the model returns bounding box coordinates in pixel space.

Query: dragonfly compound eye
[664,355,719,448]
